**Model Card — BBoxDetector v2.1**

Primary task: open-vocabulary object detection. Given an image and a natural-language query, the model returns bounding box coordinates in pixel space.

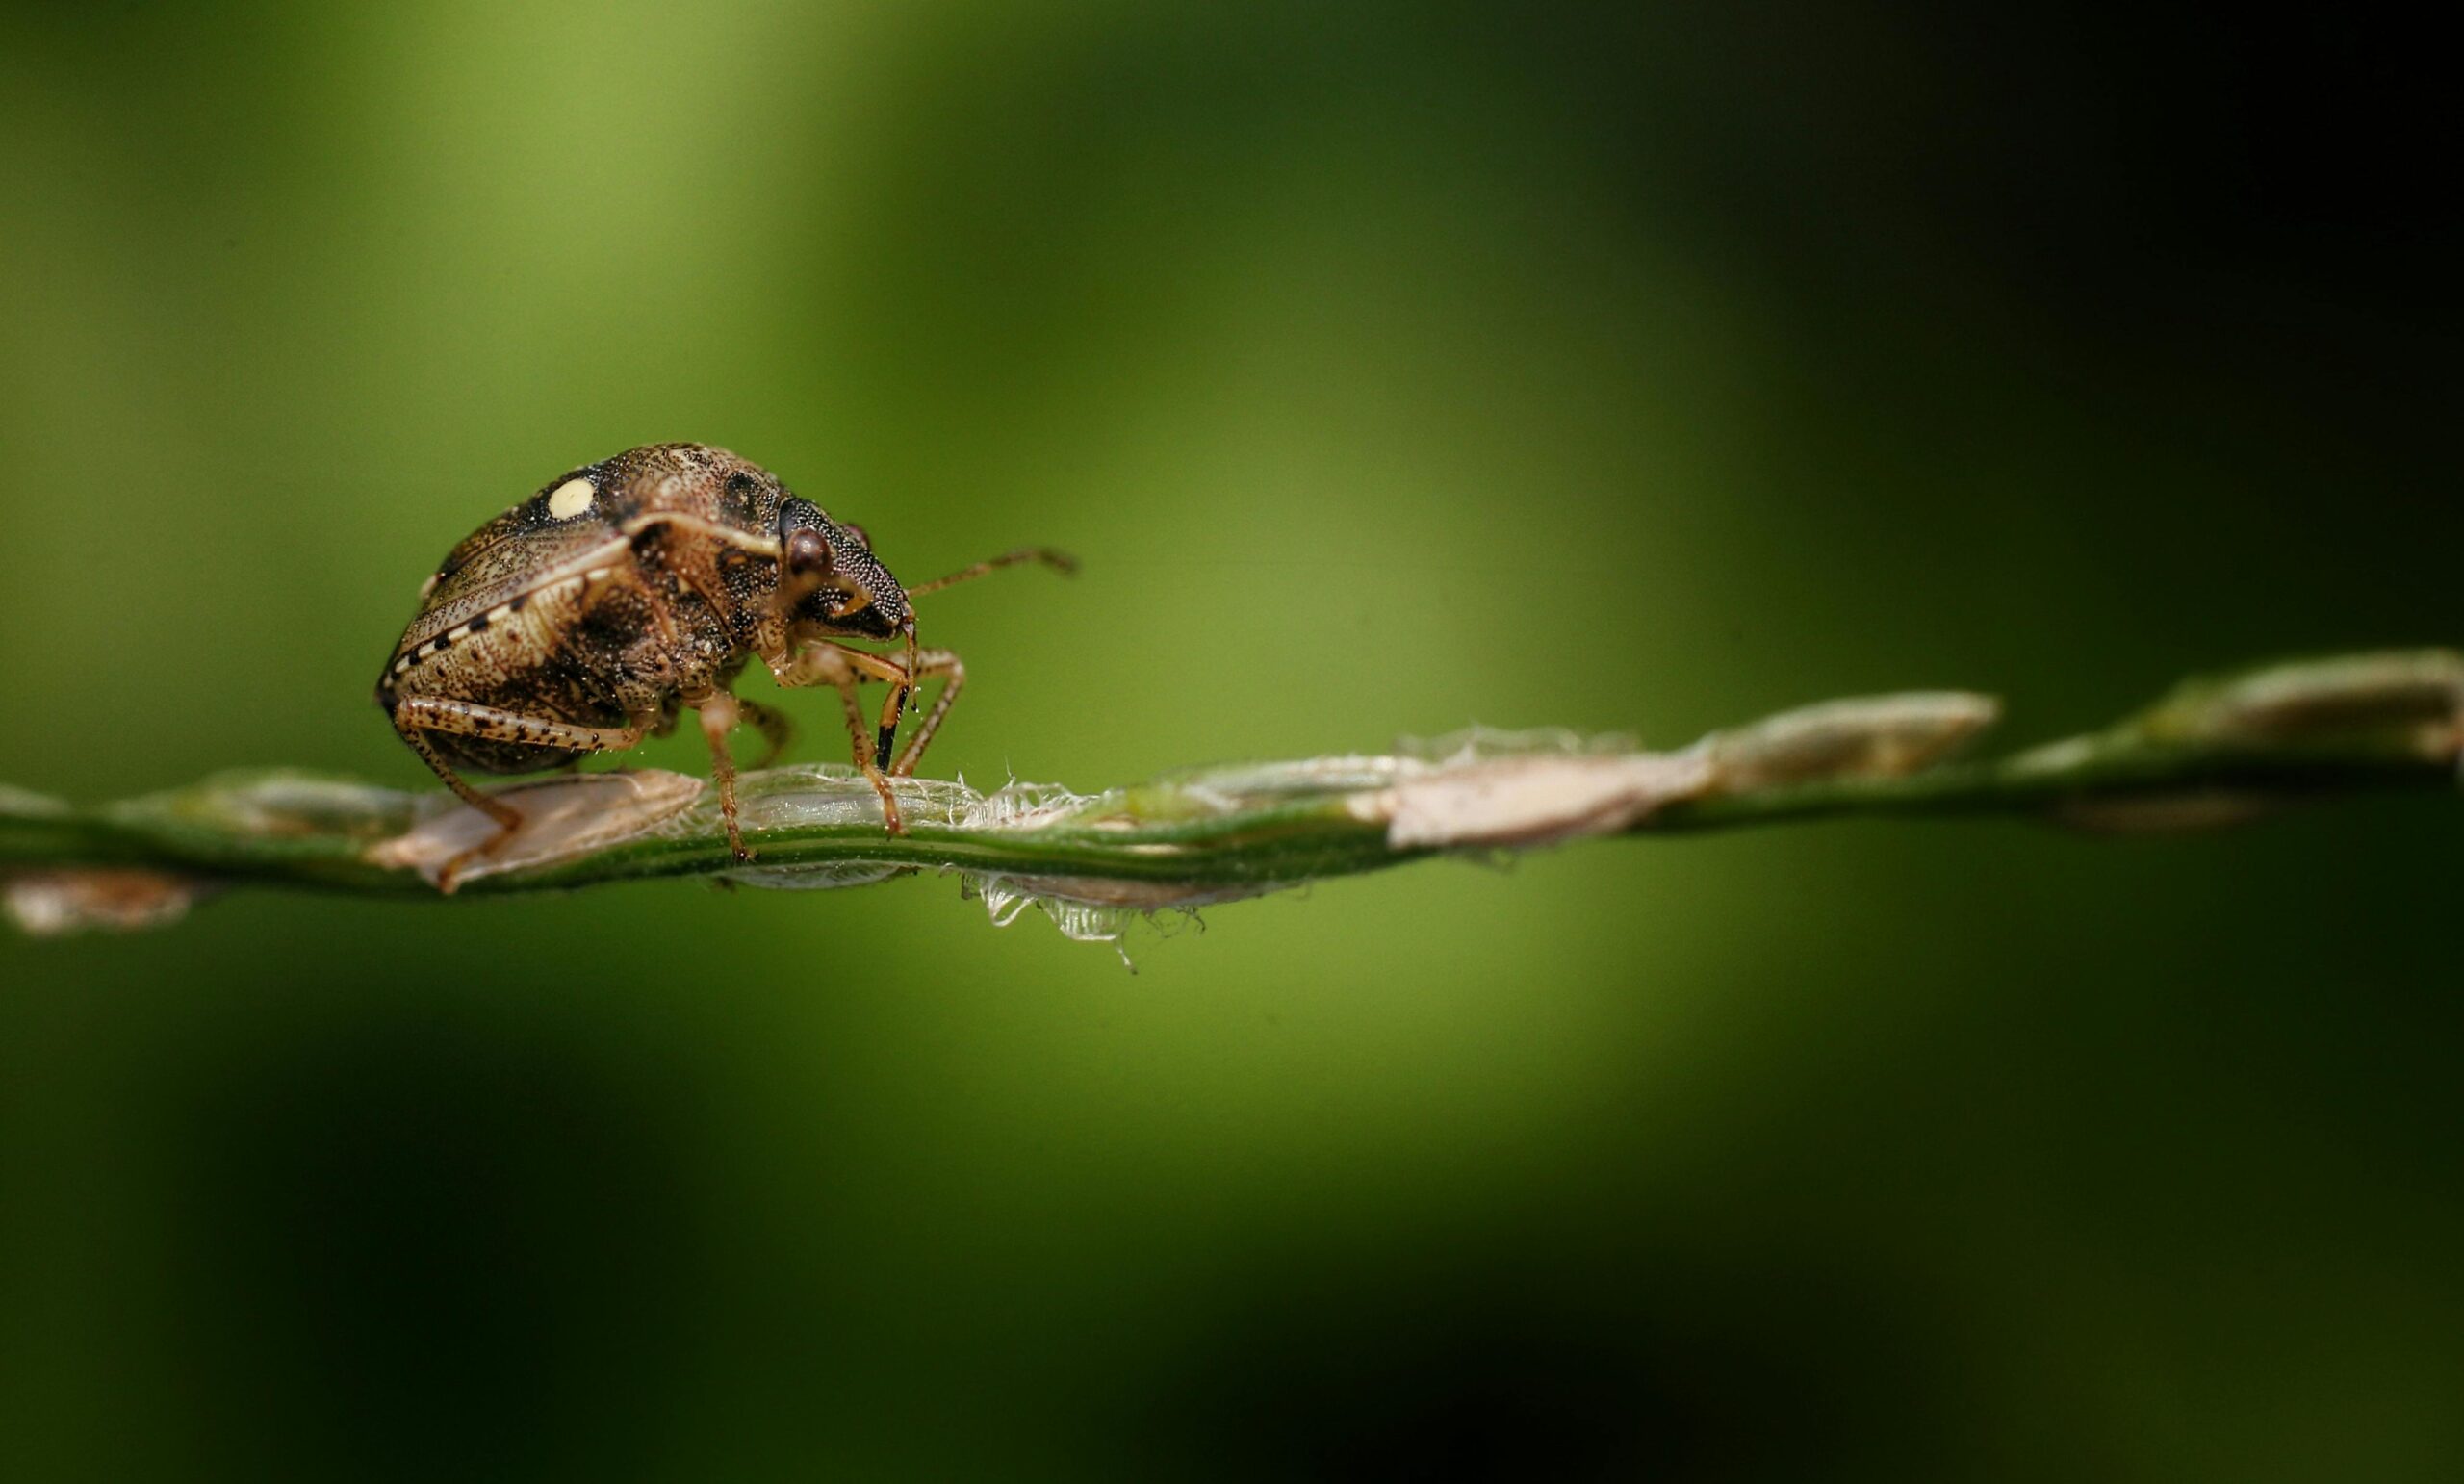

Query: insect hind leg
[392,696,649,756]
[388,697,647,890]
[391,714,521,831]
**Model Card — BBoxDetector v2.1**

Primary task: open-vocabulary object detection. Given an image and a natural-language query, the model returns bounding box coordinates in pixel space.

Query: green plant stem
[3,649,2458,921]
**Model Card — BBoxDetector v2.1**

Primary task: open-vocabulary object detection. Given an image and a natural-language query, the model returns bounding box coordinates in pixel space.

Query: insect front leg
[886,648,964,777]
[765,641,911,834]
[779,641,965,772]
[388,698,648,892]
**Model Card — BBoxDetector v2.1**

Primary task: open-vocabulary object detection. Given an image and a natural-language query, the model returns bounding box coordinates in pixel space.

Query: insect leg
[695,694,753,862]
[768,641,968,778]
[772,639,920,773]
[392,718,523,830]
[763,642,909,834]
[889,648,964,777]
[732,695,795,770]
[778,643,913,767]
[392,697,649,755]
[872,676,908,772]
[843,645,966,777]
[387,698,649,892]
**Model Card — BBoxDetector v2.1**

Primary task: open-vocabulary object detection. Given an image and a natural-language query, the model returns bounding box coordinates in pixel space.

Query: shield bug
[376,443,1072,889]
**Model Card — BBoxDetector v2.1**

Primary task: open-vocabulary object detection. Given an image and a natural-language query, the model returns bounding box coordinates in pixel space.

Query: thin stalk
[3,649,2458,937]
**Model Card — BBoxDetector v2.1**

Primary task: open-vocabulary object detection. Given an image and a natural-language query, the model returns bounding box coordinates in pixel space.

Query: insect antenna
[905,547,1077,599]
[901,548,1072,714]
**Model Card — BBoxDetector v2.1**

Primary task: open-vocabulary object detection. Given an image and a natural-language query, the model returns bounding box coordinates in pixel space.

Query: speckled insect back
[377,443,1074,890]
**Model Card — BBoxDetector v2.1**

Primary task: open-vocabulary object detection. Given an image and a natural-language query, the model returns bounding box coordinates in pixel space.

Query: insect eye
[785,527,831,573]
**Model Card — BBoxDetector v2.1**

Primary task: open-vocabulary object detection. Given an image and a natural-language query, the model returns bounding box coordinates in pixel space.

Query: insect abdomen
[382,574,636,774]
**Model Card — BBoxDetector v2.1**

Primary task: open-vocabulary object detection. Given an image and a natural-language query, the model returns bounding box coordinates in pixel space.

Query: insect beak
[902,616,920,715]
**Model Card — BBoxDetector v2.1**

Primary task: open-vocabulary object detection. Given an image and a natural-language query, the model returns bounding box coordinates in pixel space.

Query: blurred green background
[3,3,2458,1478]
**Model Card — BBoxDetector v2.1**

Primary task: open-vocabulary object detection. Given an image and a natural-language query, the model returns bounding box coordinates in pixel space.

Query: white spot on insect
[486,603,513,623]
[547,477,596,520]
[584,567,613,582]
[447,624,472,642]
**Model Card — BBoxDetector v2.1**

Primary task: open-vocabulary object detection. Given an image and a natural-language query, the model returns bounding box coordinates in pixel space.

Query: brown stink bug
[376,443,1072,889]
